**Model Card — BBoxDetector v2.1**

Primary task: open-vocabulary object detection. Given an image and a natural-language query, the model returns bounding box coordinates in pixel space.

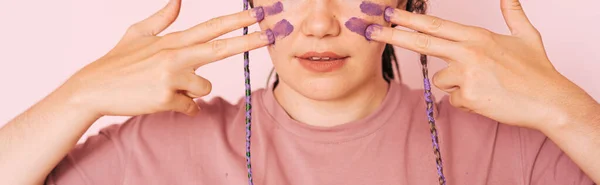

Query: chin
[282,75,358,101]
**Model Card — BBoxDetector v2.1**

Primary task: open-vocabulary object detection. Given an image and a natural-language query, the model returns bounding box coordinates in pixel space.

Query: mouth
[296,51,349,61]
[296,51,349,72]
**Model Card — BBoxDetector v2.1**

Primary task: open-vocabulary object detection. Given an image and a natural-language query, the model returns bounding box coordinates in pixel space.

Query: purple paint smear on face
[345,17,370,37]
[264,1,284,16]
[360,1,385,16]
[272,19,294,39]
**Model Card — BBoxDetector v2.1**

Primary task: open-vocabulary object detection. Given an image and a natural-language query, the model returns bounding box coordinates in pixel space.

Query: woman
[1,0,598,184]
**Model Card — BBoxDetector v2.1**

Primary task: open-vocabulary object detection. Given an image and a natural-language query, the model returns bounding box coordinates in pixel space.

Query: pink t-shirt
[45,82,593,185]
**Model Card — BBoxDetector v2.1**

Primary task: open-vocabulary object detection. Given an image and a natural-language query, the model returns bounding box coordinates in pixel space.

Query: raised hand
[366,0,598,130]
[61,0,272,117]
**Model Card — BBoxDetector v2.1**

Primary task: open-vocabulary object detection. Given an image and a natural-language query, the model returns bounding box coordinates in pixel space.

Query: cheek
[271,19,294,40]
[341,1,394,39]
[263,1,284,16]
[257,1,297,42]
[344,17,371,37]
[360,1,387,16]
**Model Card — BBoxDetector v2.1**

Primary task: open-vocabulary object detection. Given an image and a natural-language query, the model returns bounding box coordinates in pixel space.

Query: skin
[257,0,600,182]
[254,0,399,126]
[0,0,271,184]
[366,1,600,182]
[0,0,598,184]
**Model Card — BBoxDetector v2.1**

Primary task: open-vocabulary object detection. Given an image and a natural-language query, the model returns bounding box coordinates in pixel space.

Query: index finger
[384,7,476,42]
[163,7,265,47]
[366,24,464,60]
[172,30,274,68]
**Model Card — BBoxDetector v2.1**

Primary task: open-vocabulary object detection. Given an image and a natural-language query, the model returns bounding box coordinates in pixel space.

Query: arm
[541,102,600,183]
[1,0,270,184]
[0,89,101,185]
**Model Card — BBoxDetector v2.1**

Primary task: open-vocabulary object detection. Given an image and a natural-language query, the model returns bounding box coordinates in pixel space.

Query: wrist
[541,101,600,137]
[48,84,104,123]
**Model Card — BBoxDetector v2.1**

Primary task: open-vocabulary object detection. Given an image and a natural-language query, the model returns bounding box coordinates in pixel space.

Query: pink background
[0,0,598,142]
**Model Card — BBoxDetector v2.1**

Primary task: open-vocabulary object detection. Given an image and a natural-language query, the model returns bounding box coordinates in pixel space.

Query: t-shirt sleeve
[518,128,595,185]
[45,116,141,185]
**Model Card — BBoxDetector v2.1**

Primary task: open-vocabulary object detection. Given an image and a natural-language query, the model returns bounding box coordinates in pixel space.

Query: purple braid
[407,0,446,184]
[242,0,445,184]
[421,54,446,185]
[243,0,254,184]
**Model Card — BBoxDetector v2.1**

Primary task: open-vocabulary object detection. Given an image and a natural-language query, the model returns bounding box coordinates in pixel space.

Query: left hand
[366,0,599,131]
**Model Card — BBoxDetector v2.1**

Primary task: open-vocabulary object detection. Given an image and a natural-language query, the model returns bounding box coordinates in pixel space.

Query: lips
[296,51,348,72]
[296,52,348,61]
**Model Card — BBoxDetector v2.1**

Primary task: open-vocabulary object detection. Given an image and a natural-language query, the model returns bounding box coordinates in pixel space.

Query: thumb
[170,94,200,116]
[500,0,537,37]
[127,0,182,37]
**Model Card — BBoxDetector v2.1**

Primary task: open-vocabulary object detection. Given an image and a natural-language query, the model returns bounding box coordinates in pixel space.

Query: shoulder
[47,92,257,184]
[73,91,257,163]
[408,88,591,184]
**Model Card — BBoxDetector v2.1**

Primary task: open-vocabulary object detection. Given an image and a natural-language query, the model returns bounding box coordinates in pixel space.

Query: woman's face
[254,0,404,100]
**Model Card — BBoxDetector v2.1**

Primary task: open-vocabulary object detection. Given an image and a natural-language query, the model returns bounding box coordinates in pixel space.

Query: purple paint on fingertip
[345,17,372,40]
[254,7,265,22]
[384,6,394,22]
[360,1,385,16]
[265,29,275,44]
[272,19,294,39]
[264,1,284,16]
[365,24,382,41]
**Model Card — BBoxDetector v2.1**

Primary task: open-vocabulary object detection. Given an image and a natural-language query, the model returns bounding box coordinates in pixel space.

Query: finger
[174,74,213,98]
[160,7,265,48]
[384,7,475,42]
[169,94,200,116]
[432,65,462,92]
[500,0,538,37]
[127,0,182,38]
[449,89,468,110]
[172,30,274,68]
[366,24,464,60]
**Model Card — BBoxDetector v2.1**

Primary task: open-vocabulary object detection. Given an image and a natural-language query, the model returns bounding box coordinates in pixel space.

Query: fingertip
[185,99,200,116]
[252,6,265,22]
[259,29,275,45]
[168,0,181,6]
[365,24,383,41]
[266,29,275,45]
[188,105,200,116]
[164,0,182,13]
[384,6,394,23]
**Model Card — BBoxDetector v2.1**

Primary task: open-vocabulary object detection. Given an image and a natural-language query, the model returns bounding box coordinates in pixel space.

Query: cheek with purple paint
[272,19,294,40]
[264,1,284,16]
[344,17,370,37]
[257,1,295,44]
[360,1,386,16]
[344,1,392,40]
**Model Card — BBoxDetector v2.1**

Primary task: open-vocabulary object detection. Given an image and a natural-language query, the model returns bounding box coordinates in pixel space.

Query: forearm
[542,102,600,184]
[0,88,101,185]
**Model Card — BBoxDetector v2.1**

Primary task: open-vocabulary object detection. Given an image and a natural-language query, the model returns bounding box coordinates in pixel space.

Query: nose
[300,3,341,38]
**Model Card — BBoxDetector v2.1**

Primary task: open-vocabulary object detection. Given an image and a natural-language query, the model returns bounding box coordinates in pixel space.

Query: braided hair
[243,0,445,185]
[405,1,447,184]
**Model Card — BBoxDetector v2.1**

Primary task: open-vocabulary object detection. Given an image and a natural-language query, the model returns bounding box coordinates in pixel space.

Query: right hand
[59,0,271,117]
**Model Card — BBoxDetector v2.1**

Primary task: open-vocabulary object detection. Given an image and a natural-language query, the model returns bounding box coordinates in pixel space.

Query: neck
[273,77,390,127]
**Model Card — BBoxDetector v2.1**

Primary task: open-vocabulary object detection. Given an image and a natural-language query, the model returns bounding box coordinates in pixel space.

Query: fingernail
[365,24,383,41]
[252,7,265,22]
[260,29,275,44]
[384,6,394,22]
